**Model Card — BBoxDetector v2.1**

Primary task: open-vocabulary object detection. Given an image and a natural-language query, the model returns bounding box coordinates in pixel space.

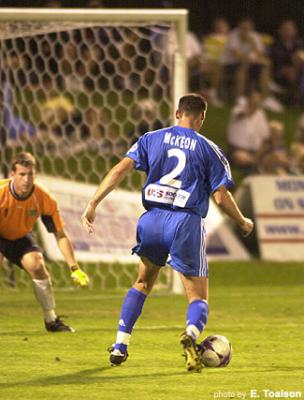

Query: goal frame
[0,8,188,112]
[0,8,187,294]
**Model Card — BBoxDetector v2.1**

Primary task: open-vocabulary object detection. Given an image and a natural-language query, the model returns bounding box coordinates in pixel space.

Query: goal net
[0,9,187,291]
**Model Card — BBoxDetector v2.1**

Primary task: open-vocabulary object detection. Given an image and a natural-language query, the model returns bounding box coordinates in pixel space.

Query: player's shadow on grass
[0,330,44,337]
[227,366,304,373]
[0,327,185,336]
[0,367,187,389]
[2,365,304,390]
[79,326,184,334]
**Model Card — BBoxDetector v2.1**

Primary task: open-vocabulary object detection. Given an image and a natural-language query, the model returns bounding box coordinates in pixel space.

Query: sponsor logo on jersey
[145,184,190,207]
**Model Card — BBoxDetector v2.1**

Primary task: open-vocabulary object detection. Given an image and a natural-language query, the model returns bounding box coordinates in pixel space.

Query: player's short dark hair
[178,93,207,116]
[12,152,36,171]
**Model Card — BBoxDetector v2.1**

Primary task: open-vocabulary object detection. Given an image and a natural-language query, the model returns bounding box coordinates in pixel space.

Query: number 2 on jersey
[159,148,186,189]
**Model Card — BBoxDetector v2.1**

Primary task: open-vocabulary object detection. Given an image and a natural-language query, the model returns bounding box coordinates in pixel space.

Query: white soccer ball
[199,335,232,368]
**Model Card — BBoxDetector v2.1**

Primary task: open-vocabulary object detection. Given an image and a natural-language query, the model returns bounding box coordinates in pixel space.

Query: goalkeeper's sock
[114,288,147,354]
[186,299,209,341]
[32,278,57,323]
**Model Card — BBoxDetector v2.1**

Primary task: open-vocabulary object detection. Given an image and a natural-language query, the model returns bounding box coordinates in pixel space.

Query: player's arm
[40,188,89,287]
[54,229,89,287]
[82,157,135,233]
[212,185,254,237]
[54,229,77,267]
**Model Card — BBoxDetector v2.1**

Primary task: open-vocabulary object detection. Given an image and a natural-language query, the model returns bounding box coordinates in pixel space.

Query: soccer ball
[199,335,232,368]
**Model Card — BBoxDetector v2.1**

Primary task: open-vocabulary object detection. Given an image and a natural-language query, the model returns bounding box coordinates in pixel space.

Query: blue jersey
[126,125,234,218]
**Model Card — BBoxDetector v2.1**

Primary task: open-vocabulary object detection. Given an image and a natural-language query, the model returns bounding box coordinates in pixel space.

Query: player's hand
[82,202,96,234]
[239,217,254,237]
[70,266,89,287]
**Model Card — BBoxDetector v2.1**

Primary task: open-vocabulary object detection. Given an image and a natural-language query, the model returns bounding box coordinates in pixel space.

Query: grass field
[0,261,304,400]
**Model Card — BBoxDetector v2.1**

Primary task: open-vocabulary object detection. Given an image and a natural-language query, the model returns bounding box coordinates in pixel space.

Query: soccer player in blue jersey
[82,93,254,372]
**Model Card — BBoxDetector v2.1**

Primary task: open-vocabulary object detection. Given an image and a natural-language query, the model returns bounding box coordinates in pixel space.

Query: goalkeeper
[0,152,89,332]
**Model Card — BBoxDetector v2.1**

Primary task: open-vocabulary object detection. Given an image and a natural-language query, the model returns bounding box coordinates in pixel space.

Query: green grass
[0,261,303,400]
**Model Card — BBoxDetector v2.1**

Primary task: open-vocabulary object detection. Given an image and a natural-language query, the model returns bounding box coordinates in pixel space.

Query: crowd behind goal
[1,3,304,291]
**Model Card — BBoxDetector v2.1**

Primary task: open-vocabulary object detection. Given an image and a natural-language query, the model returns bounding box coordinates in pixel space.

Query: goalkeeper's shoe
[45,317,75,333]
[180,332,202,372]
[108,346,128,366]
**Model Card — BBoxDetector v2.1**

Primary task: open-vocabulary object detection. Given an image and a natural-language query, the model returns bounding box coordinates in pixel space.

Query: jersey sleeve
[126,135,148,172]
[40,190,64,233]
[205,141,234,193]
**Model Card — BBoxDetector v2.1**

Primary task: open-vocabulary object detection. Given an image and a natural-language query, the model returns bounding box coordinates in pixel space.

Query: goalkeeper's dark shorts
[0,233,42,268]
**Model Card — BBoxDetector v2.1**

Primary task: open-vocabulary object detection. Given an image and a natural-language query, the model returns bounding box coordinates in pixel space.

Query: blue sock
[186,299,209,341]
[114,288,147,353]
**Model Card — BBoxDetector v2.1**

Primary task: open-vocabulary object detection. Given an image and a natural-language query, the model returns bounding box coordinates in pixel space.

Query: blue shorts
[132,208,208,277]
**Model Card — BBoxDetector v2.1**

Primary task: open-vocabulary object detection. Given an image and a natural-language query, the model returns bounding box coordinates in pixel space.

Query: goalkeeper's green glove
[70,265,89,287]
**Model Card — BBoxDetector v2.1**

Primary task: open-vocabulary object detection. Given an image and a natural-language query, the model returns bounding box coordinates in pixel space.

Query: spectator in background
[2,81,36,148]
[130,99,163,143]
[203,17,230,107]
[186,31,205,92]
[135,99,163,135]
[256,120,289,175]
[290,114,304,174]
[87,0,104,6]
[227,90,269,174]
[269,19,304,105]
[221,18,271,103]
[45,0,62,7]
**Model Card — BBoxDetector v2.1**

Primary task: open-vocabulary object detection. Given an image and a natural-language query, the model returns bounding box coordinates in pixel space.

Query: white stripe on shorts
[200,219,208,277]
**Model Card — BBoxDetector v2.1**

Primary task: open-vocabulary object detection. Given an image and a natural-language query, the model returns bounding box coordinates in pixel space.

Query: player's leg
[110,209,167,365]
[170,214,209,340]
[178,275,209,373]
[258,61,270,99]
[235,63,248,98]
[0,237,6,265]
[133,255,161,295]
[179,274,209,340]
[21,251,56,321]
[110,256,161,365]
[21,251,74,332]
[169,213,209,372]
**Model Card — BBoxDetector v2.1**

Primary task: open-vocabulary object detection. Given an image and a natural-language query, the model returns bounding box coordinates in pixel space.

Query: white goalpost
[0,8,187,292]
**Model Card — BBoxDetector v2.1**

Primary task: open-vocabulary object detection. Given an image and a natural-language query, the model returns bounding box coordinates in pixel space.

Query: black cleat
[180,332,202,372]
[45,317,75,333]
[108,346,128,366]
